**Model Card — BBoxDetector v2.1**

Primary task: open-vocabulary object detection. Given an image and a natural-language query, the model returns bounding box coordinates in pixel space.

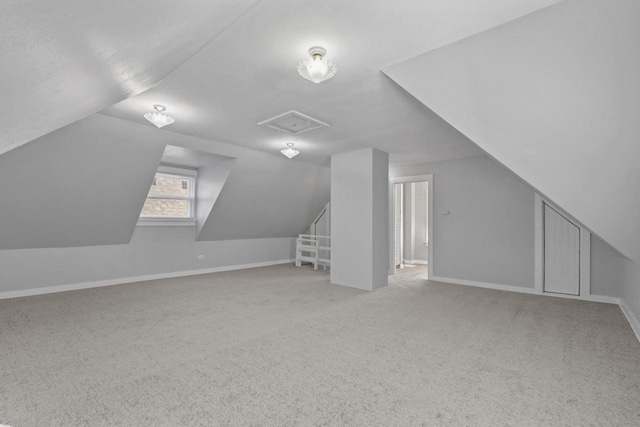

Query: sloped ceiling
[0,113,329,249]
[196,153,330,241]
[0,114,165,249]
[0,0,259,156]
[101,0,564,166]
[144,118,331,241]
[384,0,640,263]
[1,0,579,250]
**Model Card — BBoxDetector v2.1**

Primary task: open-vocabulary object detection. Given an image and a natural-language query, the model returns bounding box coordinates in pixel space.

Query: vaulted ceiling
[100,0,563,166]
[8,0,636,260]
[0,0,260,155]
[1,0,565,165]
[384,0,640,263]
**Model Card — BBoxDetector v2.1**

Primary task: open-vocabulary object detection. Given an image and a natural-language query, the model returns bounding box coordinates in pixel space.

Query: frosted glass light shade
[144,111,175,128]
[297,46,337,84]
[281,143,300,159]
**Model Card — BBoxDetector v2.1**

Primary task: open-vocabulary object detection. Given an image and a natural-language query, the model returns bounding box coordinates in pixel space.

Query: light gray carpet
[1,264,639,426]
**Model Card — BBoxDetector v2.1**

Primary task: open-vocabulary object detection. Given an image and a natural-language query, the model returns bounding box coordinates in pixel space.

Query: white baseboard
[431,275,539,295]
[430,275,620,304]
[404,259,429,266]
[0,259,295,300]
[619,299,640,344]
[542,293,620,304]
[431,276,637,343]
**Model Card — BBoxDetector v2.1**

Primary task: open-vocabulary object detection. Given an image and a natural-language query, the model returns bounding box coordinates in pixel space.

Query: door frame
[534,194,591,298]
[389,174,433,279]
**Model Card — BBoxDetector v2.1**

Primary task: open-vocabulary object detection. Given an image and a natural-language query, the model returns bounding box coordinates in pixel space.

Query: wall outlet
[197,254,205,260]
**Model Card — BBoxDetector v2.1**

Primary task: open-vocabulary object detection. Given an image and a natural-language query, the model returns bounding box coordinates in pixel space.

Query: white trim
[310,202,330,237]
[398,185,404,267]
[432,275,539,295]
[0,259,295,300]
[389,174,433,280]
[427,178,433,279]
[543,293,619,304]
[389,182,397,275]
[424,184,429,245]
[136,220,196,227]
[534,194,544,293]
[431,275,620,304]
[579,231,591,297]
[408,183,415,262]
[619,299,640,344]
[157,165,198,176]
[139,164,198,224]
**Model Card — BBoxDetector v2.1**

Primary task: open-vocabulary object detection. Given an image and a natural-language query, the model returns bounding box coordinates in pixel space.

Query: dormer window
[138,165,197,226]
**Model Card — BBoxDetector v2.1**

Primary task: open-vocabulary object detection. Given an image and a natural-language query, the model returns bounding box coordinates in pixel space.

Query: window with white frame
[138,165,197,225]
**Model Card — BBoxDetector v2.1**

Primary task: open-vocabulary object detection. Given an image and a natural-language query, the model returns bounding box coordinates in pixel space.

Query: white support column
[330,148,389,291]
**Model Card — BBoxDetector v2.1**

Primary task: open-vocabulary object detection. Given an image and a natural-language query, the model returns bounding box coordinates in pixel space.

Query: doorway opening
[389,175,433,279]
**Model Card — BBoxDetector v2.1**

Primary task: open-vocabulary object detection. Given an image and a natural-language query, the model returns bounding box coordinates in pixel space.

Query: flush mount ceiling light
[144,104,175,128]
[297,46,337,84]
[281,143,300,159]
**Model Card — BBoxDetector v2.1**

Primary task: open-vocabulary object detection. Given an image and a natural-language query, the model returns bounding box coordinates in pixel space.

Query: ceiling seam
[163,0,264,79]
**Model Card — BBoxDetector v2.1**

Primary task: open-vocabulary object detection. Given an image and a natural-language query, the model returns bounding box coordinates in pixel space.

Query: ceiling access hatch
[257,110,330,135]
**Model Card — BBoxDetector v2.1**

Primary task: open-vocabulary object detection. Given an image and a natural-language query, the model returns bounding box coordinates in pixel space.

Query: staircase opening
[295,203,331,271]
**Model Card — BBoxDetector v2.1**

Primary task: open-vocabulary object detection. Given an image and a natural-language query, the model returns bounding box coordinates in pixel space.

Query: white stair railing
[296,234,331,270]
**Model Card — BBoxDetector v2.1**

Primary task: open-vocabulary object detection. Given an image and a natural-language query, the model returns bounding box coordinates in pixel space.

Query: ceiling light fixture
[281,143,300,159]
[144,104,175,128]
[297,46,337,84]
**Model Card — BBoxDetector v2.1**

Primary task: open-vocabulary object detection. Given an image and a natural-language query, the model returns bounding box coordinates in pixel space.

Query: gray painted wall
[198,156,330,241]
[0,115,165,249]
[371,149,390,290]
[0,145,629,303]
[591,236,624,298]
[392,156,535,288]
[194,156,235,239]
[0,227,294,293]
[0,113,330,250]
[392,156,624,299]
[594,239,640,332]
[622,260,640,330]
[331,149,389,291]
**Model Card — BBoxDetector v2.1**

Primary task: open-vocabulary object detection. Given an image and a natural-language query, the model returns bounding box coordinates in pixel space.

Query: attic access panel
[257,110,330,135]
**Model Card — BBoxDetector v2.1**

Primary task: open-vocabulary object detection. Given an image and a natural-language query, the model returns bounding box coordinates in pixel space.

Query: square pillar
[330,148,389,291]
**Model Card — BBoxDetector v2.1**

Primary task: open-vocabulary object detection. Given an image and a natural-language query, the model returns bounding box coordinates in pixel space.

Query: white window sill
[137,220,196,227]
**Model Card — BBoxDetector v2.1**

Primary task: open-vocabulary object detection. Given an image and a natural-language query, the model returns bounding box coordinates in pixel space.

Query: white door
[544,204,580,295]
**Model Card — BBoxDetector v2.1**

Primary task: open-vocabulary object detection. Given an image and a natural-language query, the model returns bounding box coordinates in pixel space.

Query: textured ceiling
[0,0,260,155]
[1,0,584,249]
[101,0,564,166]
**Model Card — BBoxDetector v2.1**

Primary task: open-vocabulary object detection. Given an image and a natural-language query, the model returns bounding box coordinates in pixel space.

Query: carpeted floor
[1,264,639,426]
